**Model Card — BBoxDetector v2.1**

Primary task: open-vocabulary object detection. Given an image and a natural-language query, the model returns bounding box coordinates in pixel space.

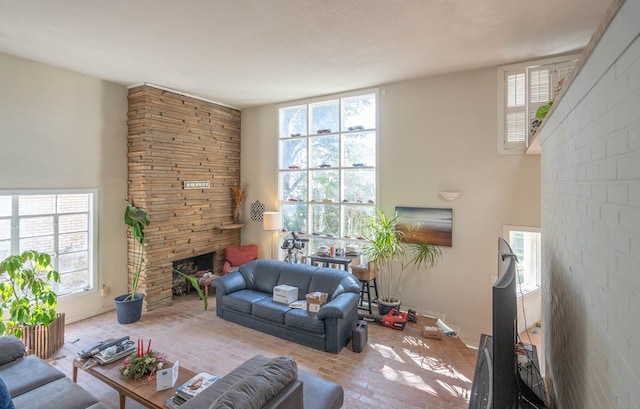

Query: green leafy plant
[0,250,61,338]
[363,209,442,303]
[124,201,207,309]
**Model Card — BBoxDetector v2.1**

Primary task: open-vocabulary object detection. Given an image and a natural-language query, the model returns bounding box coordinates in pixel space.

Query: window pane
[343,169,376,203]
[280,105,307,137]
[282,203,307,233]
[343,205,375,238]
[20,236,54,254]
[310,100,339,135]
[342,94,376,131]
[59,213,88,234]
[309,135,339,168]
[59,251,88,273]
[343,132,375,167]
[19,195,56,216]
[0,219,10,240]
[508,230,541,292]
[280,138,307,169]
[59,269,89,293]
[0,241,9,261]
[0,197,11,217]
[57,194,89,213]
[310,204,339,237]
[20,216,54,237]
[310,170,339,202]
[281,172,307,202]
[59,231,88,253]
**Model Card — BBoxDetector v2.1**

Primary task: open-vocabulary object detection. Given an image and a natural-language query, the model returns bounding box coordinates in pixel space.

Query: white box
[273,285,298,304]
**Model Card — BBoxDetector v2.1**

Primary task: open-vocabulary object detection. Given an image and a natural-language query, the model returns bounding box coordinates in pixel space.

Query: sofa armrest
[213,271,247,295]
[316,293,359,320]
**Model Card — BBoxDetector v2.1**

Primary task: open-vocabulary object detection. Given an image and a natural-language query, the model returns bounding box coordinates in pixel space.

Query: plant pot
[114,293,144,324]
[21,312,65,359]
[378,298,401,316]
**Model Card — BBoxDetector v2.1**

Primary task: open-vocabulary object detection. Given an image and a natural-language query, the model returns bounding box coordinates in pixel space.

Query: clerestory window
[278,90,378,258]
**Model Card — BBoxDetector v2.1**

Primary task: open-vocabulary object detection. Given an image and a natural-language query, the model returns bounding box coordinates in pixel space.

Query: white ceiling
[0,0,611,109]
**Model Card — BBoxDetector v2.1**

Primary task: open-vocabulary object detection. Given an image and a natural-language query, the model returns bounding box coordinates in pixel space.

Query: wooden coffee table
[73,358,196,409]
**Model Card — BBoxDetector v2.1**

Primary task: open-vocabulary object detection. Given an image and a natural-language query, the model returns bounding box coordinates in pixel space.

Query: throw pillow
[0,377,15,409]
[207,356,297,409]
[0,337,25,366]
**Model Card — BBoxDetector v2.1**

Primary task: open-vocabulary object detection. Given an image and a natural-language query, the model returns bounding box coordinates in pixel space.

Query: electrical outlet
[100,285,109,297]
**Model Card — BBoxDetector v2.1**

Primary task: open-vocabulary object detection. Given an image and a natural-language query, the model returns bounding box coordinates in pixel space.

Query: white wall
[538,0,640,406]
[0,53,128,323]
[241,66,542,345]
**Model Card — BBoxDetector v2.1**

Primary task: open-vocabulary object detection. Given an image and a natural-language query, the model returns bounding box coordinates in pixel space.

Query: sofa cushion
[0,377,14,409]
[285,309,325,334]
[0,337,25,366]
[222,290,271,314]
[10,377,101,409]
[207,356,298,409]
[251,299,290,324]
[239,260,282,293]
[308,267,360,300]
[0,355,65,398]
[275,263,315,297]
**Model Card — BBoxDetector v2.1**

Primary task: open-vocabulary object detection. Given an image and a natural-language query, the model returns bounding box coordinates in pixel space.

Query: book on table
[165,372,219,407]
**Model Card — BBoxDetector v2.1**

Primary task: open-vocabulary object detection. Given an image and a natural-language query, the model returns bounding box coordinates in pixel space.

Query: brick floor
[51,295,478,409]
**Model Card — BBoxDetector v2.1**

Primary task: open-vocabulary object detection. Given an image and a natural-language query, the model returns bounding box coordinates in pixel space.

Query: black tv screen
[492,237,519,408]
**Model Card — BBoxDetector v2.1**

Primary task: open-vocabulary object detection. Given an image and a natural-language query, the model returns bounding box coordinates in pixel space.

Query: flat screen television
[468,237,519,409]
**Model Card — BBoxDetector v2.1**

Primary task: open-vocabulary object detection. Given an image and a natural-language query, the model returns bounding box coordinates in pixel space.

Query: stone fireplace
[127,85,242,311]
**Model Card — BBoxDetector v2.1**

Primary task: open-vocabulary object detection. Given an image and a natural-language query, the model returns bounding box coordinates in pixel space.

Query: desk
[309,253,360,272]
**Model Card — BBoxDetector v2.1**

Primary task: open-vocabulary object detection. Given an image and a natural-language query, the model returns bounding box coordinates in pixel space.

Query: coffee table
[73,358,196,409]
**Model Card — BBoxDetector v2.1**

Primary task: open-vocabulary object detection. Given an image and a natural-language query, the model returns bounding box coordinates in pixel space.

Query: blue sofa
[213,260,360,353]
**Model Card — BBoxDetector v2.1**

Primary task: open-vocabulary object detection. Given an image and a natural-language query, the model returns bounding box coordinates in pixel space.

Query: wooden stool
[351,262,379,314]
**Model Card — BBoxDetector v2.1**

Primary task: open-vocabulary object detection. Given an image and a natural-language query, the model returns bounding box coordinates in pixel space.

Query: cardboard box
[422,326,443,340]
[273,285,298,304]
[306,292,328,313]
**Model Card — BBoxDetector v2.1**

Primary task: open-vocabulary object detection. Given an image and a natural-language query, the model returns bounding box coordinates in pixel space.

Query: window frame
[503,225,541,295]
[497,53,580,154]
[0,189,98,296]
[277,89,379,259]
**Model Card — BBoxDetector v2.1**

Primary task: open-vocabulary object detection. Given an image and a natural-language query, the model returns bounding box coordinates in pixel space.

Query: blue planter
[114,293,144,324]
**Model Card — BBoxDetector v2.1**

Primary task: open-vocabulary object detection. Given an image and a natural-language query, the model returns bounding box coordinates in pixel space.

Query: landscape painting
[395,206,453,247]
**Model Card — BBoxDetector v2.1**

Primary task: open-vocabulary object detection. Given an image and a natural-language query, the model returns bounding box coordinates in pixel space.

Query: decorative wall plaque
[250,200,265,221]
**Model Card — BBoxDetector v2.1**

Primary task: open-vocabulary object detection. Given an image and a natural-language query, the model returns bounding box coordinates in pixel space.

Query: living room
[1,1,639,408]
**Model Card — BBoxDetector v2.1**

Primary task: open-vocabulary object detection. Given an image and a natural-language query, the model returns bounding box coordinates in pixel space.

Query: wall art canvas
[395,206,452,247]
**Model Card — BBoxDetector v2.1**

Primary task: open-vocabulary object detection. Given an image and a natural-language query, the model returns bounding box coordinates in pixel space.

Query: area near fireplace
[127,85,242,311]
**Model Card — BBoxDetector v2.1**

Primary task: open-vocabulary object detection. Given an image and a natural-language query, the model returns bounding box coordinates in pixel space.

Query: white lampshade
[263,212,281,231]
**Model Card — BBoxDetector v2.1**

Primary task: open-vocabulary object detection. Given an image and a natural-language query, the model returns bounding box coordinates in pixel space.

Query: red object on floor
[382,309,407,330]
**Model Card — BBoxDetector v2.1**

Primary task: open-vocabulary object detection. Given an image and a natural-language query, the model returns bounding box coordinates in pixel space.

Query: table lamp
[262,212,281,260]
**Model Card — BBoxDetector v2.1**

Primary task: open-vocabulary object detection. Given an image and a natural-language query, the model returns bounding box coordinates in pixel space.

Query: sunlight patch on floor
[371,343,405,363]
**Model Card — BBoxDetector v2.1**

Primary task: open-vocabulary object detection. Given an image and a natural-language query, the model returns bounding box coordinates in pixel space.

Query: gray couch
[180,355,343,409]
[0,337,109,409]
[213,260,360,353]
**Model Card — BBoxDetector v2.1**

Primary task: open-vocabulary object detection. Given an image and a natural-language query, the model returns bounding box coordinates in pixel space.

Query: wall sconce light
[439,191,462,201]
[262,212,281,260]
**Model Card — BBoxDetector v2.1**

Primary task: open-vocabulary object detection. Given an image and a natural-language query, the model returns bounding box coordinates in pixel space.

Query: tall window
[504,226,541,294]
[0,190,96,295]
[498,54,579,153]
[278,91,377,257]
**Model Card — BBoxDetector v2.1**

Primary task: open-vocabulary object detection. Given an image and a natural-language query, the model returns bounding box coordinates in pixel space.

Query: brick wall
[540,3,640,407]
[127,85,241,310]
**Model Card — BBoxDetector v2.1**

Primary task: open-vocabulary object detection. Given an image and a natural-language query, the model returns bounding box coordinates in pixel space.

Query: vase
[233,204,242,224]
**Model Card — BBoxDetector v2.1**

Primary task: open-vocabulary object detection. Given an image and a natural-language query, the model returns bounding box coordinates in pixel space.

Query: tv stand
[517,343,546,408]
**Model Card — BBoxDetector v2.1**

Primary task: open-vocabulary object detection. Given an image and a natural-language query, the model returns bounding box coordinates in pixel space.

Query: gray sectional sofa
[180,354,343,409]
[213,260,360,353]
[0,337,109,409]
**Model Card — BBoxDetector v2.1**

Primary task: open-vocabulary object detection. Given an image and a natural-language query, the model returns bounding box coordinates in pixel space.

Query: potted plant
[115,201,208,324]
[0,250,65,359]
[363,209,442,315]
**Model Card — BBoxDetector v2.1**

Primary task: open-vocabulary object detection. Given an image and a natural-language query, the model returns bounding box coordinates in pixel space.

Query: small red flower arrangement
[120,339,166,380]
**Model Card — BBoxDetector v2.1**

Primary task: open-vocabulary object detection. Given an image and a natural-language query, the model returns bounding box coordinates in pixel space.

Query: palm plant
[363,209,442,305]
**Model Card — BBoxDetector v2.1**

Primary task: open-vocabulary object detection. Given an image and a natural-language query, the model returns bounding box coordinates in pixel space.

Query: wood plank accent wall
[127,85,241,311]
